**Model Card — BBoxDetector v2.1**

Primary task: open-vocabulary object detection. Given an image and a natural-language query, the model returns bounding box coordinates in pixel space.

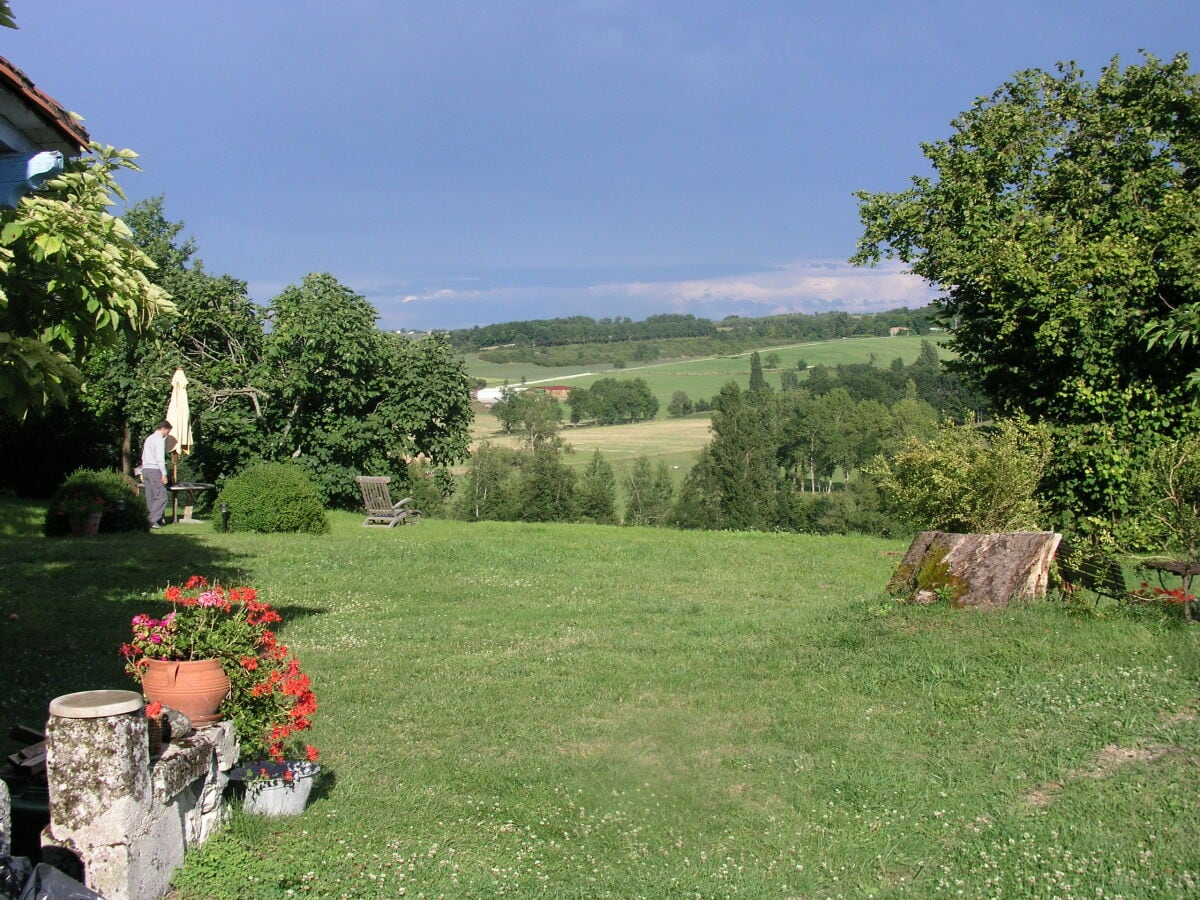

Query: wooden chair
[355,476,422,527]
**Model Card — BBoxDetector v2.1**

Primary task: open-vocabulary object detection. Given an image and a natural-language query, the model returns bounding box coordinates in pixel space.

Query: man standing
[141,420,172,528]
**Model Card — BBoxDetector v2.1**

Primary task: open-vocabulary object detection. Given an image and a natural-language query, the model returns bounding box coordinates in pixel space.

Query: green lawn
[1,501,1196,897]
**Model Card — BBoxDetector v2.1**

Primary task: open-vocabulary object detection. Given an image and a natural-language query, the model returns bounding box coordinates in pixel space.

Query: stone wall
[40,690,237,900]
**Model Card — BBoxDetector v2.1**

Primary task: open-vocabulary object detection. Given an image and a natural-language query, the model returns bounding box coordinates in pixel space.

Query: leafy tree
[670,446,724,529]
[263,274,472,506]
[748,351,769,395]
[667,390,693,417]
[517,443,577,522]
[83,197,265,479]
[870,417,1054,533]
[702,383,779,530]
[569,377,659,424]
[455,441,521,521]
[577,450,617,524]
[375,331,474,469]
[880,384,940,456]
[808,388,861,489]
[853,53,1200,533]
[0,146,174,416]
[490,388,523,433]
[623,456,674,526]
[492,387,561,447]
[777,390,825,492]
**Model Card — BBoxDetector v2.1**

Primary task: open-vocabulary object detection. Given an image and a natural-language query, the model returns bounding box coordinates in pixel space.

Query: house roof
[0,54,90,155]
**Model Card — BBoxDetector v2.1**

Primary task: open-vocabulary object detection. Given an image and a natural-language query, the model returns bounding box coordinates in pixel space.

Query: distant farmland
[465,333,949,485]
[466,333,946,417]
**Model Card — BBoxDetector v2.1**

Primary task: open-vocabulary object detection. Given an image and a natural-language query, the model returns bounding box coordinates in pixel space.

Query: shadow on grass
[0,529,320,750]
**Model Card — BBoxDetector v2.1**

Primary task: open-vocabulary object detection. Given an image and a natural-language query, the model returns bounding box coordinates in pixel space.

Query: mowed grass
[1,500,1197,897]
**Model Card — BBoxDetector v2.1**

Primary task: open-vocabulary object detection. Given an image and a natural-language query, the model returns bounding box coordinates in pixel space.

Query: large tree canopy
[80,196,264,477]
[852,53,1200,531]
[6,199,473,504]
[264,272,473,506]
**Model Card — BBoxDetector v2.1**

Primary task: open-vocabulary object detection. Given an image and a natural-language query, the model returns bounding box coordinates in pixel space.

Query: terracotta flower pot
[69,512,103,537]
[140,658,230,725]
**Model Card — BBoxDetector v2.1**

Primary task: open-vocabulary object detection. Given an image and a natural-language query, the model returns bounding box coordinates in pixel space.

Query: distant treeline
[665,341,988,424]
[449,307,936,365]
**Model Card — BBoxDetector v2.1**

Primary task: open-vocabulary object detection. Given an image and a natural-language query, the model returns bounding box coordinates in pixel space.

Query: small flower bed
[1129,581,1196,621]
[1130,582,1194,603]
[122,576,318,763]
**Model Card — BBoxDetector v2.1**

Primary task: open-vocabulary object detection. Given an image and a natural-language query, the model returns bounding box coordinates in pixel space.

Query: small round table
[168,482,215,523]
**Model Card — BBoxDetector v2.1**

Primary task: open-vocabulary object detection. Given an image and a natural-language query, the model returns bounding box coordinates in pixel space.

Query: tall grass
[1,500,1196,897]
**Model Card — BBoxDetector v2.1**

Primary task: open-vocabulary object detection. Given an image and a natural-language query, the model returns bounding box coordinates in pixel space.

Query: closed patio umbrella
[165,367,192,481]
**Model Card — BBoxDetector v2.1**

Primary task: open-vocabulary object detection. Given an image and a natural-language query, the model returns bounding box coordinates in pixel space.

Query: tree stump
[888,531,1062,609]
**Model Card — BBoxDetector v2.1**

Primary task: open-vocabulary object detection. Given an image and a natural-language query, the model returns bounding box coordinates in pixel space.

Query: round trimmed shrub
[214,462,329,534]
[44,468,149,536]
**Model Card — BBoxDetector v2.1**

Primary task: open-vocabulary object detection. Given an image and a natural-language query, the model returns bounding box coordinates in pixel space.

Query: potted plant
[121,577,321,811]
[45,467,149,536]
[56,493,108,537]
[229,757,322,816]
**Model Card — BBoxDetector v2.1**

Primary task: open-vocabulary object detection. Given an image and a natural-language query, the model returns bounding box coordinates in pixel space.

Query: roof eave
[0,54,90,156]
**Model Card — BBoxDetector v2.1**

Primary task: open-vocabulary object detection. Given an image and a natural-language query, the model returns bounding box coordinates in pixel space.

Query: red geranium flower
[122,576,319,767]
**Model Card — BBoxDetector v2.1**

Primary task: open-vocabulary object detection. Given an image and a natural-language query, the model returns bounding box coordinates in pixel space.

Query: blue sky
[6,2,1198,330]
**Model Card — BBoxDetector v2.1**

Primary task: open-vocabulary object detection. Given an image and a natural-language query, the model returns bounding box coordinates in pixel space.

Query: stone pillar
[0,777,10,856]
[42,690,238,900]
[42,690,155,899]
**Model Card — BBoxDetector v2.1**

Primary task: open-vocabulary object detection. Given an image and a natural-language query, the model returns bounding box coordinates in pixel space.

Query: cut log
[889,531,1063,609]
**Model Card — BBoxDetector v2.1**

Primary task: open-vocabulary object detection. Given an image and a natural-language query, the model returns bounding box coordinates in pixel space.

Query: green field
[2,502,1197,897]
[466,334,945,488]
[468,333,944,414]
[472,409,710,503]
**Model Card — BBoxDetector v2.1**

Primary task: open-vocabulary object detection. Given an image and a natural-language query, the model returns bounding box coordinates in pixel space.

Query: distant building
[473,387,508,407]
[530,385,572,401]
[474,384,572,407]
[888,326,911,336]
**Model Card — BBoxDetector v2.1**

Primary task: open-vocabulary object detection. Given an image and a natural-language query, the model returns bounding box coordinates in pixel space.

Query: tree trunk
[889,530,1063,609]
[121,420,133,476]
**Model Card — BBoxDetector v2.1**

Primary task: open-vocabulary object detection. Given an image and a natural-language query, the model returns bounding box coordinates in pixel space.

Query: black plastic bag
[0,856,33,899]
[0,857,102,900]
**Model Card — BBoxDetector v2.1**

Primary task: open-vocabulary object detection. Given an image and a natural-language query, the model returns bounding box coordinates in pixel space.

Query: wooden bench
[355,476,422,527]
[1056,541,1127,602]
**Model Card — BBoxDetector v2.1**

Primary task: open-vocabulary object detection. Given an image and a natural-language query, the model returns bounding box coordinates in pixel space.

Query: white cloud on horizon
[608,260,937,315]
[362,259,939,331]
